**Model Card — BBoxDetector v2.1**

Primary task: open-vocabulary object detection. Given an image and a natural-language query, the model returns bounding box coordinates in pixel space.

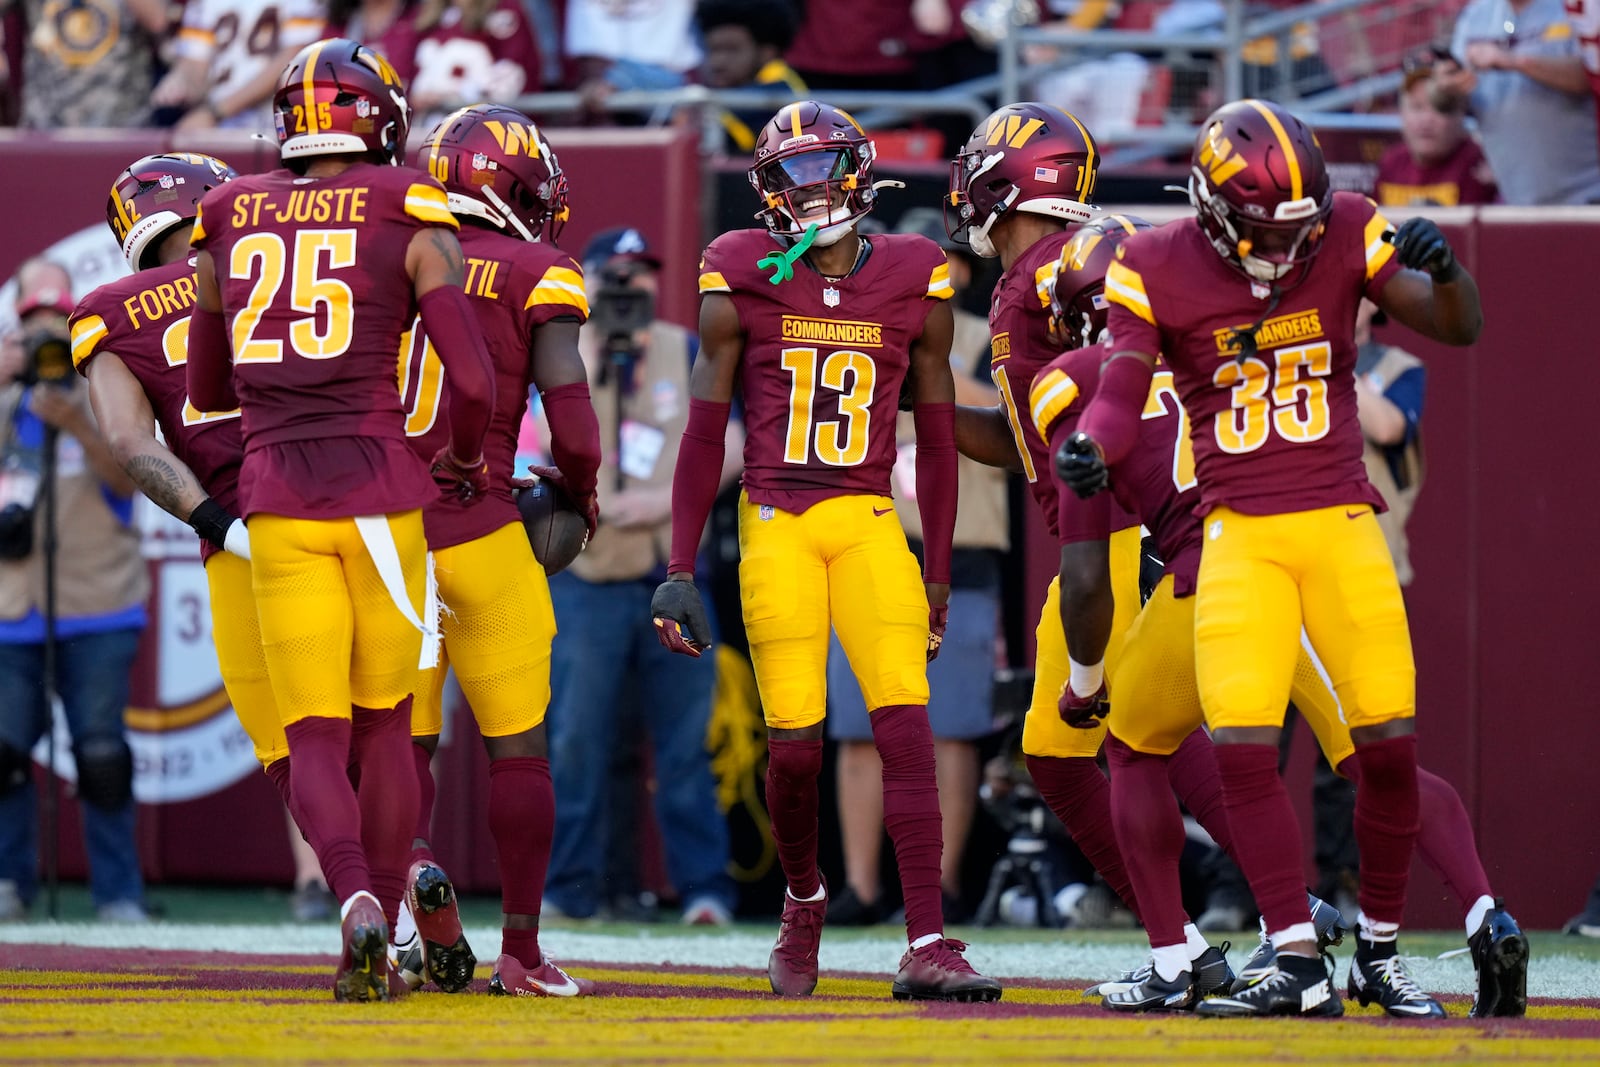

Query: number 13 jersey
[1103,191,1401,517]
[698,228,952,514]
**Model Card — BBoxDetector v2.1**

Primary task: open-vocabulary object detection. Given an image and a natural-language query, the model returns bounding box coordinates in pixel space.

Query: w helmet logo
[985,114,1045,149]
[1198,123,1249,185]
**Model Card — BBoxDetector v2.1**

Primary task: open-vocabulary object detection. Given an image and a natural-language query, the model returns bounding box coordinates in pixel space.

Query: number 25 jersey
[1103,192,1402,518]
[697,229,952,514]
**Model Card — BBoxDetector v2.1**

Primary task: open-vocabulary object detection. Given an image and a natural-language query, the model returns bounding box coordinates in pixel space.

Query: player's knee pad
[0,739,31,796]
[73,735,133,810]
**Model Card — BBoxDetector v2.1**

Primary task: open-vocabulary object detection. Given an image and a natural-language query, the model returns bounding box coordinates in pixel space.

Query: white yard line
[2,923,1594,999]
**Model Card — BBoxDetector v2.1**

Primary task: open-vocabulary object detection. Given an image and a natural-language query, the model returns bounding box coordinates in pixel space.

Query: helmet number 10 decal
[229,228,359,363]
[780,347,876,466]
[1211,341,1332,454]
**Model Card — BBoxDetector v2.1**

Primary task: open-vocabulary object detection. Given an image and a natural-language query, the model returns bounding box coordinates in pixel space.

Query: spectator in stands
[1376,48,1499,207]
[568,0,700,116]
[1437,0,1600,204]
[543,228,739,926]
[406,0,542,132]
[825,208,1007,927]
[6,0,164,128]
[0,260,149,924]
[694,0,806,153]
[152,1,324,134]
[325,0,422,83]
[786,0,916,91]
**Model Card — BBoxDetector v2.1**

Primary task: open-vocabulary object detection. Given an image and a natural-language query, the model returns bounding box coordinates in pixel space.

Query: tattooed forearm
[125,452,206,520]
[428,228,466,287]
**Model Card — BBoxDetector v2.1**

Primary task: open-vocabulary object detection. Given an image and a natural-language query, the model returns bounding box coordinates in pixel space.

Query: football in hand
[517,483,588,575]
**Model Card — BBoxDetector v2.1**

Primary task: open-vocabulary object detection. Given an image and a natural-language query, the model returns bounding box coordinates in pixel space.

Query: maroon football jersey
[1031,343,1204,596]
[698,229,952,513]
[190,162,454,518]
[1374,138,1498,207]
[404,225,588,549]
[69,258,243,562]
[1103,192,1402,518]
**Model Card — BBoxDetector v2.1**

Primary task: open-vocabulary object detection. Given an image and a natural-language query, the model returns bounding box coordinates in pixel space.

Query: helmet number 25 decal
[229,228,358,363]
[1211,341,1332,454]
[780,347,876,467]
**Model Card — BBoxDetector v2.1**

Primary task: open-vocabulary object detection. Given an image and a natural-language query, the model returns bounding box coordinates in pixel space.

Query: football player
[185,38,496,1002]
[398,104,601,998]
[1059,99,1483,1017]
[651,101,999,1002]
[1033,220,1525,1018]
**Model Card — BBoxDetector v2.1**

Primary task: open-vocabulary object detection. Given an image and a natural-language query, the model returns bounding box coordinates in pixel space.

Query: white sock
[1152,943,1190,983]
[789,882,826,903]
[339,889,380,923]
[1268,921,1317,949]
[1358,911,1399,943]
[393,896,417,947]
[910,932,942,951]
[1183,923,1211,961]
[1464,894,1495,939]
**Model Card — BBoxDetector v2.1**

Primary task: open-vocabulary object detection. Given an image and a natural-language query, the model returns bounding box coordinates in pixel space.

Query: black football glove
[651,578,712,657]
[1386,217,1458,280]
[1054,431,1109,499]
[1058,681,1110,730]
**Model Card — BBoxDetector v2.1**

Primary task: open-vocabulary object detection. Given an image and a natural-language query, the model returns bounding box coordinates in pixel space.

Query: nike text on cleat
[1469,900,1528,1019]
[1196,957,1343,1018]
[1232,893,1345,993]
[334,892,393,1003]
[1348,950,1446,1018]
[1103,967,1196,1013]
[487,953,595,997]
[891,938,1002,1003]
[768,876,827,996]
[406,861,477,993]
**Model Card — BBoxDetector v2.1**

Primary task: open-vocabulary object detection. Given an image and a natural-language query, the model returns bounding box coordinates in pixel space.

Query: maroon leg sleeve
[1106,736,1186,947]
[1025,753,1139,921]
[490,756,555,951]
[1213,742,1313,937]
[1165,727,1234,856]
[765,738,824,900]
[410,742,437,866]
[870,705,945,943]
[352,698,419,931]
[1351,735,1420,925]
[263,756,303,832]
[282,715,369,904]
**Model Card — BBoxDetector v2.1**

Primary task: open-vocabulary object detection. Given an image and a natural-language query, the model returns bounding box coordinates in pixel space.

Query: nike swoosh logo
[529,973,581,997]
[873,506,893,517]
[1346,509,1367,519]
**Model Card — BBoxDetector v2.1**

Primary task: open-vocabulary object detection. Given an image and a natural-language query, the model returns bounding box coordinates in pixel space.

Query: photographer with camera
[0,259,149,923]
[543,228,741,925]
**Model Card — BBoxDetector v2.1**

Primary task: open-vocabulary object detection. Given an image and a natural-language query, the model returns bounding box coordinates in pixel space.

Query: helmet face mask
[273,38,411,171]
[420,105,570,243]
[750,102,877,246]
[107,152,238,271]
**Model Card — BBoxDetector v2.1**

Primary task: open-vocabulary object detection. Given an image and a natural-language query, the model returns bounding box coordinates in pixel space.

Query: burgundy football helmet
[1188,98,1332,286]
[1048,213,1155,349]
[947,102,1100,258]
[273,38,410,170]
[419,105,570,243]
[107,152,238,271]
[750,101,879,246]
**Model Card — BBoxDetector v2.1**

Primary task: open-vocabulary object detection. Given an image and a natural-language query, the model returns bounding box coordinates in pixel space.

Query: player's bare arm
[528,316,603,533]
[408,226,468,294]
[954,403,1025,471]
[185,250,238,413]
[1377,219,1483,346]
[86,353,206,518]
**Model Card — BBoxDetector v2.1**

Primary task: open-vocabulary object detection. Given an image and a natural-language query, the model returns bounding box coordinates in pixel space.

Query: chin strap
[758,223,819,285]
[1228,284,1284,364]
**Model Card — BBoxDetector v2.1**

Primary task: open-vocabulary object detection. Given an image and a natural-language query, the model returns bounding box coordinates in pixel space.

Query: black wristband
[187,497,235,551]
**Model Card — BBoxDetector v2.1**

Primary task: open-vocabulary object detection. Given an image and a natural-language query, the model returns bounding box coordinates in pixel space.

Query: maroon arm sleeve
[185,305,237,412]
[1074,355,1153,466]
[1049,417,1113,544]
[913,401,957,585]
[666,398,731,577]
[418,286,495,462]
[540,381,601,501]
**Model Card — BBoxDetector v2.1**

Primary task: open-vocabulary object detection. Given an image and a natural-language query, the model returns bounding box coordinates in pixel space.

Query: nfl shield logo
[1250,281,1272,300]
[759,504,775,522]
[472,152,489,170]
[822,286,840,307]
[158,175,175,190]
[355,98,372,118]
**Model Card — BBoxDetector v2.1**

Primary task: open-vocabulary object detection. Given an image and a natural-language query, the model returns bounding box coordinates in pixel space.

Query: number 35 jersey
[698,228,952,514]
[1104,191,1401,518]
[190,162,456,518]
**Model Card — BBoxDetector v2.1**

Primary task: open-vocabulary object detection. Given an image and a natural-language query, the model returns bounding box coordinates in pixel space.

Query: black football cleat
[1348,944,1446,1018]
[1103,967,1197,1013]
[1196,954,1342,1018]
[1231,893,1345,993]
[1086,957,1151,998]
[1193,942,1235,997]
[1469,900,1528,1018]
[406,861,477,993]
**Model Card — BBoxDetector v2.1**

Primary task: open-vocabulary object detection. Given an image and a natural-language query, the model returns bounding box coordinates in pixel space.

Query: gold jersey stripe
[70,315,109,368]
[1029,368,1080,438]
[1104,261,1155,325]
[527,276,590,317]
[699,271,731,293]
[1363,208,1397,281]
[1033,263,1056,308]
[190,203,209,245]
[404,184,457,227]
